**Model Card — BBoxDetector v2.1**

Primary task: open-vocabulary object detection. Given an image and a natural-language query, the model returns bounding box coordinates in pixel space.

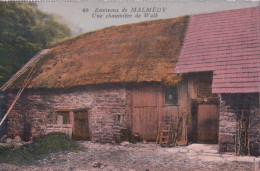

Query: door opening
[196,104,219,144]
[72,110,90,141]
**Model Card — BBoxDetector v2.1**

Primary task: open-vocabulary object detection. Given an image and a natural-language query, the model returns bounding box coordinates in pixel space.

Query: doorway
[197,104,219,143]
[72,110,90,140]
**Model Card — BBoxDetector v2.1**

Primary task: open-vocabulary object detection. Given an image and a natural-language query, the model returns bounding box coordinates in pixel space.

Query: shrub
[0,132,80,164]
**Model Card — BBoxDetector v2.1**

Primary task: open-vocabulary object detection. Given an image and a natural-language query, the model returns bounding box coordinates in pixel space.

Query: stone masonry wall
[5,85,126,143]
[219,93,260,156]
[91,88,126,142]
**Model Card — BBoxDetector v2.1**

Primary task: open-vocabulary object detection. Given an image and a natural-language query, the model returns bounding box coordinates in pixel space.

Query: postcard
[0,0,259,170]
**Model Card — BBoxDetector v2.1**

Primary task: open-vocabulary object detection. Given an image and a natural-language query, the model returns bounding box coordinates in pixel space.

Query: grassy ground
[0,132,81,164]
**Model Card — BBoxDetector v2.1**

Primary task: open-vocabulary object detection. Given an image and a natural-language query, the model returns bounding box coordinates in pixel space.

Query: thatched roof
[9,16,189,89]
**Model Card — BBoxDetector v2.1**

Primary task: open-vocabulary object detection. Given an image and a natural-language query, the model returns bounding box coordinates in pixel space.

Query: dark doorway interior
[22,123,32,142]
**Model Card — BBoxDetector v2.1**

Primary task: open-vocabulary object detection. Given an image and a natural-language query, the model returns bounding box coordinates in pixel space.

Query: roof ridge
[191,6,259,17]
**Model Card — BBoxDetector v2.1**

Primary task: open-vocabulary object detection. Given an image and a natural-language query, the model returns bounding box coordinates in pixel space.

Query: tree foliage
[0,2,71,87]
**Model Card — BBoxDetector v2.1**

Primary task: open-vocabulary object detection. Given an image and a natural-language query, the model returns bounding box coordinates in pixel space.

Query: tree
[0,2,71,87]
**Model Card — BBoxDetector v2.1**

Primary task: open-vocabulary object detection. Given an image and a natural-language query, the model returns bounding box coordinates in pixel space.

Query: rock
[120,141,130,146]
[5,138,13,144]
[13,142,24,146]
[93,161,102,168]
[0,143,6,147]
[13,136,22,143]
[0,135,7,142]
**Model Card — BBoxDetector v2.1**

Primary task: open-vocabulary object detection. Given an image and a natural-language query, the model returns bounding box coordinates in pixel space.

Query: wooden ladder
[156,116,183,147]
[157,119,172,146]
[159,128,170,146]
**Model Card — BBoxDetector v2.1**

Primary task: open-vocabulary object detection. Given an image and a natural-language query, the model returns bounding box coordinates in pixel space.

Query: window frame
[165,86,179,106]
[54,110,70,124]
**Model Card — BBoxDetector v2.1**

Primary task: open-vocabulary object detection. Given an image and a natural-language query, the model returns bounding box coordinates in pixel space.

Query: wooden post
[69,111,74,125]
[69,111,74,137]
[247,111,251,156]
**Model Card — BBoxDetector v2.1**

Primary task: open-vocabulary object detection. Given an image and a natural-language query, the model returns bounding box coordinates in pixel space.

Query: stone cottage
[0,7,259,156]
[0,16,191,144]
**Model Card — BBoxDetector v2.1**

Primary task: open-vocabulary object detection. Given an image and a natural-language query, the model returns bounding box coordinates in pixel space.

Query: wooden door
[197,104,218,143]
[72,111,90,141]
[132,107,158,141]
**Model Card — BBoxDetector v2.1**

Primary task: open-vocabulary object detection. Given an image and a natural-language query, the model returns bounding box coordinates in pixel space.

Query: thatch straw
[11,16,189,89]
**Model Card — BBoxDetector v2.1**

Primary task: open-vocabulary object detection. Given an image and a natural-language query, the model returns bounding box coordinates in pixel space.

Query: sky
[36,0,259,35]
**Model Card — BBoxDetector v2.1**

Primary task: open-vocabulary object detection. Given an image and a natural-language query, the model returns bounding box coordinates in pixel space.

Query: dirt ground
[0,142,259,171]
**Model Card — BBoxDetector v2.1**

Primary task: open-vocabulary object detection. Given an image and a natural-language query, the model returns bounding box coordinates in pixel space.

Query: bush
[0,132,80,164]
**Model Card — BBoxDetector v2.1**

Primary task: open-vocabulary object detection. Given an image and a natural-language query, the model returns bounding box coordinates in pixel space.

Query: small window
[54,111,70,124]
[114,115,123,124]
[165,86,178,105]
[197,81,212,98]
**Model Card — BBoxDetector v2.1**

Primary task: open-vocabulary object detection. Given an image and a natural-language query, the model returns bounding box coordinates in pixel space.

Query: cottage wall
[219,93,260,156]
[5,86,126,142]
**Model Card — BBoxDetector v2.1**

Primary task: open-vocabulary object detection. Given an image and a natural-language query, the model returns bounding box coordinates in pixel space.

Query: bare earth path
[0,142,258,171]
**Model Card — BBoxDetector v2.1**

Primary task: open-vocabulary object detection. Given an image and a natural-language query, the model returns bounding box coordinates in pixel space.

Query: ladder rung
[160,140,169,143]
[161,132,169,135]
[161,136,169,139]
[161,133,169,137]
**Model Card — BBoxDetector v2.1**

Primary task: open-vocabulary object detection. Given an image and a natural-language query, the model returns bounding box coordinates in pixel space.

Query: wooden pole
[247,111,251,156]
[235,118,237,155]
[0,62,37,127]
[156,87,162,145]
